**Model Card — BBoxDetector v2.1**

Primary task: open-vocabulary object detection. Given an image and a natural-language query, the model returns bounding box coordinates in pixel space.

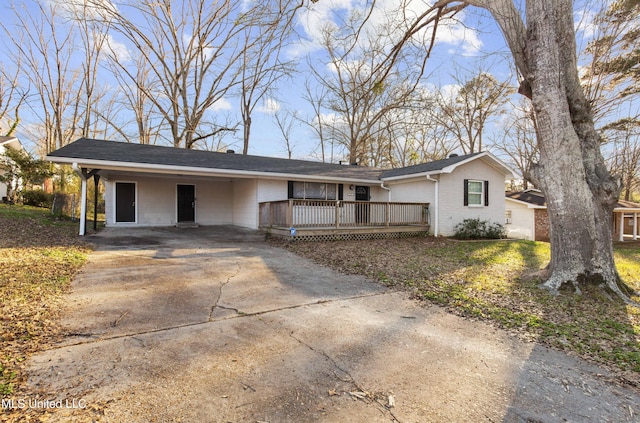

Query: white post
[79,177,87,236]
[634,212,638,241]
[619,212,625,242]
[73,163,88,236]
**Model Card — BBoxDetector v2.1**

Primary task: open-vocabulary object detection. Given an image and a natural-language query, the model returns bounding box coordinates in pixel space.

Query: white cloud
[45,0,118,20]
[257,98,281,115]
[105,34,131,63]
[440,83,461,102]
[209,98,233,112]
[574,7,598,40]
[291,0,483,58]
[289,0,355,57]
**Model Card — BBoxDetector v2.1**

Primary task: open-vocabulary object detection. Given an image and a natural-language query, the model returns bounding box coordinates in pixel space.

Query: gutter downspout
[380,182,391,201]
[426,175,439,237]
[72,163,88,236]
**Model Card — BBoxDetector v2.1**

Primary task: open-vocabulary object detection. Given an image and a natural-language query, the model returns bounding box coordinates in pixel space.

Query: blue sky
[0,0,627,164]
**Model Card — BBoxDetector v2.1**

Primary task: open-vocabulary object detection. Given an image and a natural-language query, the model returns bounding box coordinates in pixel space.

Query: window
[464,179,489,207]
[505,210,513,224]
[288,181,341,200]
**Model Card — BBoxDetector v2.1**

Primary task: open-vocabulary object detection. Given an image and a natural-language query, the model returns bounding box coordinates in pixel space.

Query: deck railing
[259,200,429,229]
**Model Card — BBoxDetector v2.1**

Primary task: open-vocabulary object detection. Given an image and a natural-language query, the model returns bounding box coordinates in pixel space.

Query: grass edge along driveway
[283,236,640,386]
[0,204,90,398]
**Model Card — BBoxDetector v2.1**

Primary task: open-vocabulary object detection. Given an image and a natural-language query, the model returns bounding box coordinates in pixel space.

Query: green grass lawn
[285,237,640,383]
[0,204,90,396]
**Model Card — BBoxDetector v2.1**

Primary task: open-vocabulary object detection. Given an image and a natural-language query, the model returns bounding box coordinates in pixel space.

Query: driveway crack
[58,292,389,348]
[288,331,401,422]
[209,261,242,321]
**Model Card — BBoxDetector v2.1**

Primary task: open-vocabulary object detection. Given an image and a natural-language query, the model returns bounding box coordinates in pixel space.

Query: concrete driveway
[24,227,640,422]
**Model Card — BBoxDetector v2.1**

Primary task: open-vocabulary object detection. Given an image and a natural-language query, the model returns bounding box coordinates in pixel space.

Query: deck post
[386,203,390,227]
[287,199,293,227]
[335,201,340,228]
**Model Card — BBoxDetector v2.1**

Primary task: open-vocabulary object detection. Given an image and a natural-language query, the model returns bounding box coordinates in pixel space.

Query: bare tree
[434,69,514,154]
[307,9,431,166]
[0,1,116,153]
[338,0,635,300]
[300,79,332,162]
[105,45,165,145]
[97,0,278,149]
[238,0,299,155]
[582,0,639,124]
[581,0,640,202]
[605,120,640,201]
[274,109,298,159]
[492,97,539,189]
[0,63,27,136]
[1,1,86,154]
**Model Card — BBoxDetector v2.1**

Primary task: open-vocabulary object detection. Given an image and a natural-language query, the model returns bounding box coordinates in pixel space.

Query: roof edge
[45,155,382,184]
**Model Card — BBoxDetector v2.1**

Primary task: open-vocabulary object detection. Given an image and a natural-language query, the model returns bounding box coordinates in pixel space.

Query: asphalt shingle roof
[48,138,385,180]
[379,152,483,178]
[506,190,547,207]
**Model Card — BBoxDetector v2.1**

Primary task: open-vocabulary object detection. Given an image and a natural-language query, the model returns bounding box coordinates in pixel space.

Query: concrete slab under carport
[22,226,640,422]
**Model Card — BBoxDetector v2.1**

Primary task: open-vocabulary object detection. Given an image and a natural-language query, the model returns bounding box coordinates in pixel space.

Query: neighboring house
[0,136,25,202]
[46,138,517,238]
[506,189,640,242]
[505,190,549,241]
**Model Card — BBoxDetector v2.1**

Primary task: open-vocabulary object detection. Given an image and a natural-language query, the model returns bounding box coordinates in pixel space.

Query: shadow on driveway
[19,226,640,422]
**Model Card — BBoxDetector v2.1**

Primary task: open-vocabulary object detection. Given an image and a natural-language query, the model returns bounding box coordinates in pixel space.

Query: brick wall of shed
[534,209,550,242]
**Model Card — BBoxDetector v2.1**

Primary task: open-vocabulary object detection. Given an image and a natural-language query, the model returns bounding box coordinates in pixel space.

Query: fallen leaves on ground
[0,205,91,421]
[280,237,640,389]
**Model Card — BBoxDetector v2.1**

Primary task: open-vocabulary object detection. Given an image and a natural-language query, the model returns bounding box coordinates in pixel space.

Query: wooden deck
[259,200,430,241]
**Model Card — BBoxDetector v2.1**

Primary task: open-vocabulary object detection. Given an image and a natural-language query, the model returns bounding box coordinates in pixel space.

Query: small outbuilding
[505,189,640,242]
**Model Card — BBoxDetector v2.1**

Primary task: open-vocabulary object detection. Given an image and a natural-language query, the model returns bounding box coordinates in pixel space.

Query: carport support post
[73,165,101,236]
[78,168,88,236]
[93,174,100,231]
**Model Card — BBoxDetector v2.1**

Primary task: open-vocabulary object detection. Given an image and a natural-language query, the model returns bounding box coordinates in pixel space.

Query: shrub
[453,218,507,240]
[22,189,54,208]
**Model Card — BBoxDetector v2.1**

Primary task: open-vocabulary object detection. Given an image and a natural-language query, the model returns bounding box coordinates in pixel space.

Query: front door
[115,182,136,223]
[177,184,195,222]
[355,185,370,224]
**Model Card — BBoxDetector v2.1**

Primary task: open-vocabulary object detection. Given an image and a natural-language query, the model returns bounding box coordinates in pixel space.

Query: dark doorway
[115,182,136,223]
[177,184,196,222]
[355,185,370,224]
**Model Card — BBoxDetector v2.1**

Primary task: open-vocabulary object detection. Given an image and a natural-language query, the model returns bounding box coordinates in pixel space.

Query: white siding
[104,175,233,227]
[387,179,434,203]
[437,160,507,236]
[369,185,388,202]
[506,199,535,240]
[257,179,287,202]
[232,179,258,228]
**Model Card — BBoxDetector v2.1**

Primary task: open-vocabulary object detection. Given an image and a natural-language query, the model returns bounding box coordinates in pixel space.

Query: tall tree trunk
[472,0,635,300]
[521,1,630,298]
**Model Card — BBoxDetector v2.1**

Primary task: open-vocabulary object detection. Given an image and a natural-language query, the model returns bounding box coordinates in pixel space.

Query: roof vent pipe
[449,153,458,158]
[226,149,235,154]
